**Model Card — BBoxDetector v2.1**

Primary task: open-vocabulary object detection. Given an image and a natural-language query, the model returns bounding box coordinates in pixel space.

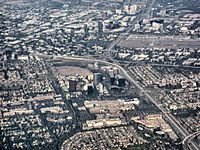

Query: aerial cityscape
[0,0,200,150]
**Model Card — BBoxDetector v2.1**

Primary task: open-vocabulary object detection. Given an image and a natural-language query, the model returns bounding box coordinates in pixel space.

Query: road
[34,53,200,150]
[117,60,200,69]
[118,35,200,49]
[44,59,82,148]
[112,60,199,150]
[182,131,200,150]
[102,0,156,58]
[31,1,200,149]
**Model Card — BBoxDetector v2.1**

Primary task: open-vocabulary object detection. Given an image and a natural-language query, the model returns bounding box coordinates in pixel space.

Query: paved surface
[182,131,200,150]
[34,53,200,150]
[103,0,156,57]
[118,35,200,48]
[31,0,200,148]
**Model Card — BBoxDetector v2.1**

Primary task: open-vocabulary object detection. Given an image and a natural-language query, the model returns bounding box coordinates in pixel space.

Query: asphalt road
[34,53,200,150]
[118,35,200,49]
[102,0,156,57]
[31,1,200,149]
[182,131,200,150]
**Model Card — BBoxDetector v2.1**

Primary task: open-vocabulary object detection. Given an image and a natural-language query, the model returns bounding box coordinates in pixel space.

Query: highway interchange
[34,0,199,149]
[35,53,199,150]
[182,131,200,150]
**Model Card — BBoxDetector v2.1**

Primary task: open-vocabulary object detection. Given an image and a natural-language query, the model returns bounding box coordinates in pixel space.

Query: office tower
[87,84,94,95]
[94,73,103,84]
[69,80,77,92]
[98,21,103,35]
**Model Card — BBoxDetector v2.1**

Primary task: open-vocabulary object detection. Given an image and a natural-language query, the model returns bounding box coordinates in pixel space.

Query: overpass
[33,53,200,150]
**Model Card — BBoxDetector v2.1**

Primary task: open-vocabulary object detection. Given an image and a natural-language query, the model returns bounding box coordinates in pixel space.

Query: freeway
[118,35,200,49]
[113,60,199,150]
[116,60,200,69]
[31,1,199,148]
[182,131,200,150]
[103,0,156,58]
[147,63,200,69]
[34,53,199,150]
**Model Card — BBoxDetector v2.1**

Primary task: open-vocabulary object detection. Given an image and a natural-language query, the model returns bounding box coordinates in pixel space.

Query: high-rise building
[98,21,103,35]
[94,73,103,84]
[130,5,137,14]
[5,48,12,60]
[69,80,77,92]
[110,77,115,85]
[99,83,104,94]
[3,69,8,80]
[68,29,74,43]
[14,53,18,60]
[0,51,3,61]
[84,24,89,37]
[87,84,94,95]
[0,51,4,67]
[118,77,126,87]
[124,5,129,13]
